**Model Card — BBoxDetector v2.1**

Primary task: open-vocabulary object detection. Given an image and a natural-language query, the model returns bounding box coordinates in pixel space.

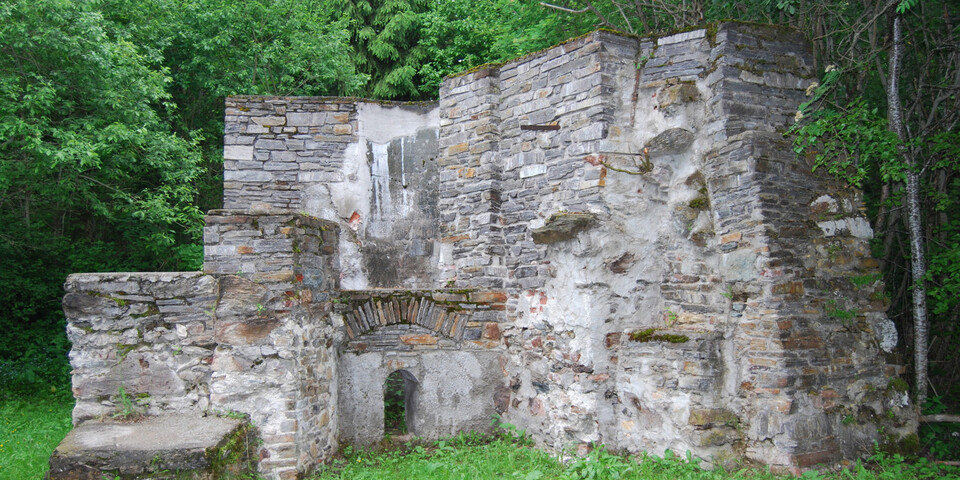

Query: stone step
[47,414,256,480]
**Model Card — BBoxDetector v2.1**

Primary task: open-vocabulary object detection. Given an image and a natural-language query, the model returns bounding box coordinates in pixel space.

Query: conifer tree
[329,0,429,100]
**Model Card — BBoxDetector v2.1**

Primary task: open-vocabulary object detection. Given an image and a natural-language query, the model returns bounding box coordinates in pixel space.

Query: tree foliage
[326,0,430,99]
[417,0,595,94]
[0,0,205,391]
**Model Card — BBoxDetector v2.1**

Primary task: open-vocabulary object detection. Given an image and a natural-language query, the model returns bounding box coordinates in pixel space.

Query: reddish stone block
[482,323,501,340]
[721,232,742,244]
[772,281,804,295]
[749,358,776,367]
[783,335,824,350]
[441,234,470,243]
[471,291,507,304]
[447,143,469,155]
[400,334,437,345]
[792,449,839,468]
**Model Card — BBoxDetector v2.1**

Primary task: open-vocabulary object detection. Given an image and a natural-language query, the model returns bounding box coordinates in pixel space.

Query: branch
[539,2,589,14]
[920,414,960,423]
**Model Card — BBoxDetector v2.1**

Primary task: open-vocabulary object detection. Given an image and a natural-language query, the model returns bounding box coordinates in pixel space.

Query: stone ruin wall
[435,24,912,467]
[63,22,915,480]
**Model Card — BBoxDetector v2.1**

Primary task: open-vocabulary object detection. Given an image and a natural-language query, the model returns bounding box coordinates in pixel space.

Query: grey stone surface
[62,22,914,480]
[47,415,253,479]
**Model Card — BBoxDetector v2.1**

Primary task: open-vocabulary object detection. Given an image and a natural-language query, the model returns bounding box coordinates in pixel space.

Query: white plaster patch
[817,217,873,239]
[846,217,874,239]
[810,194,839,213]
[889,391,910,408]
[878,315,898,353]
[721,250,758,282]
[357,102,439,144]
[817,219,843,237]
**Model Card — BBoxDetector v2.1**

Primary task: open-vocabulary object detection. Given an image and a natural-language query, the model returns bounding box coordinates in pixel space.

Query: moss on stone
[628,328,689,343]
[886,377,909,393]
[688,196,710,210]
[205,420,257,479]
[131,306,161,318]
[879,432,920,456]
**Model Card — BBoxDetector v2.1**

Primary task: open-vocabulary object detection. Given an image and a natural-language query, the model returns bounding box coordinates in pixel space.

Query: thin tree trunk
[887,12,929,406]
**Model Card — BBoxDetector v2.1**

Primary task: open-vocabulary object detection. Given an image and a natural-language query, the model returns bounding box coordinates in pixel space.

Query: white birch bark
[887,12,929,405]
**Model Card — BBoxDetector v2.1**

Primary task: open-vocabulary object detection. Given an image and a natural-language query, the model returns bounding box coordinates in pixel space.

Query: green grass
[310,429,960,480]
[1,394,958,480]
[0,391,74,479]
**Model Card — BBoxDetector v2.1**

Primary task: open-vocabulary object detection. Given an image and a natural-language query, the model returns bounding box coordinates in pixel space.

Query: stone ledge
[47,415,255,480]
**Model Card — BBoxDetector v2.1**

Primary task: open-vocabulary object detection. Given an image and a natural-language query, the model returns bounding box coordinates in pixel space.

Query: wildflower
[825,64,837,72]
[794,110,804,122]
[805,81,819,96]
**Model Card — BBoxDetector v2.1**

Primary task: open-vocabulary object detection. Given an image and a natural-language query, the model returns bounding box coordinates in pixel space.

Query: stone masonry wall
[223,97,357,211]
[335,290,506,444]
[65,212,342,480]
[225,97,441,290]
[203,211,340,478]
[64,273,217,423]
[63,21,913,480]
[435,23,914,471]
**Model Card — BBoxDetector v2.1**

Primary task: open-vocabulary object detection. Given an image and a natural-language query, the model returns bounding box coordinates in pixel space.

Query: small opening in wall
[384,370,418,436]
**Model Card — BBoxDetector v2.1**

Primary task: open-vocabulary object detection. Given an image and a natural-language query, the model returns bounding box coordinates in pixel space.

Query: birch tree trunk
[887,11,930,405]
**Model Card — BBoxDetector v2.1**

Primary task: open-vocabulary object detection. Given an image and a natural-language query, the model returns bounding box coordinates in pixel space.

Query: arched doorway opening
[384,370,418,436]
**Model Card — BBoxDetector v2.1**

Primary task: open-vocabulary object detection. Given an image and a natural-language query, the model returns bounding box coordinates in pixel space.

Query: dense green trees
[0,0,205,391]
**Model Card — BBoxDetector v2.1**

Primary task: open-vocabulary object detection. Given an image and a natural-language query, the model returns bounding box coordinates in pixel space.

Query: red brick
[792,449,839,468]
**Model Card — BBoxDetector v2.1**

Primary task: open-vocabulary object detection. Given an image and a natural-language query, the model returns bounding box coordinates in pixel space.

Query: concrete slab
[47,414,255,480]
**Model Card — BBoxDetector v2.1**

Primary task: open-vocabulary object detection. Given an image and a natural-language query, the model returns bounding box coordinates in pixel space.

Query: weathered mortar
[224,97,441,290]
[61,22,914,480]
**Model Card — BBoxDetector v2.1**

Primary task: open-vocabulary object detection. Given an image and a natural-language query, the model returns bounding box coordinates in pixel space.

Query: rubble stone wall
[64,272,218,423]
[63,21,914,480]
[434,23,914,470]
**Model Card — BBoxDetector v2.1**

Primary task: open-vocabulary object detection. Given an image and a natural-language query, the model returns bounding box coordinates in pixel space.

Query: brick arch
[343,295,465,340]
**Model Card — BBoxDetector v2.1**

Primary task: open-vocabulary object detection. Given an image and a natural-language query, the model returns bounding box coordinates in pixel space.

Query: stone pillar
[438,67,505,289]
[204,211,340,479]
[702,23,913,470]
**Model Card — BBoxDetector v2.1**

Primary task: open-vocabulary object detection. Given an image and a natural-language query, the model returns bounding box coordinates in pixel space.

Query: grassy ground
[0,391,73,479]
[312,429,960,480]
[2,392,958,480]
